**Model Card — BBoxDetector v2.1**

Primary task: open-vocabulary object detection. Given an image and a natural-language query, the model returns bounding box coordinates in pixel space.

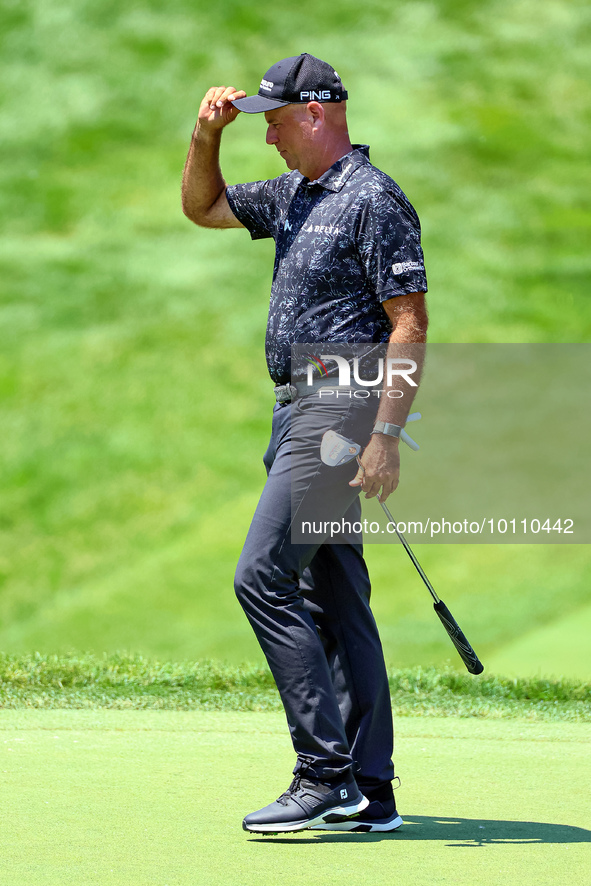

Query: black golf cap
[232,53,348,114]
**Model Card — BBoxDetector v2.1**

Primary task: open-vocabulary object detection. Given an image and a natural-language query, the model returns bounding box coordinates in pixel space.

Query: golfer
[182,53,428,833]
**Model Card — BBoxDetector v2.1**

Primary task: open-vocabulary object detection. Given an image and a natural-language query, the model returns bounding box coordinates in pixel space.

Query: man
[182,53,428,834]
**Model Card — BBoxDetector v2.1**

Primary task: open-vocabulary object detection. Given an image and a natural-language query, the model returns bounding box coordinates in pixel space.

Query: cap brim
[231,94,290,114]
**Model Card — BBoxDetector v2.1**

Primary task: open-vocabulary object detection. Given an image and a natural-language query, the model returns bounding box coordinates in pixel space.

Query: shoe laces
[277,759,313,805]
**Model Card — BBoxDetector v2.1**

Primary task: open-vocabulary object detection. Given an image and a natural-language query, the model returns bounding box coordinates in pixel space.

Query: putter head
[320,430,361,467]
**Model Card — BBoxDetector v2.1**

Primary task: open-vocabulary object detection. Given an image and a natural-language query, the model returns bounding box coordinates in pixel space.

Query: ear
[306,101,325,127]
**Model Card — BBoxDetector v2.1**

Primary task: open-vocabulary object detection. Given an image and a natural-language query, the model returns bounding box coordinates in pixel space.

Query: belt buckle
[274,383,298,404]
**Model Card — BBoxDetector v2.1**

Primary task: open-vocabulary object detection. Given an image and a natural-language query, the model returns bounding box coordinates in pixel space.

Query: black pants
[234,394,394,790]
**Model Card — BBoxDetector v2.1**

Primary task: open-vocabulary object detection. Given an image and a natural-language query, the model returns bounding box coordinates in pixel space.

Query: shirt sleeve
[357,188,428,301]
[225,177,282,241]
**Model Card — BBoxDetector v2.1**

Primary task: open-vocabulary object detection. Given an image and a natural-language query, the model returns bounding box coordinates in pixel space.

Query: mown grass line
[1,653,589,721]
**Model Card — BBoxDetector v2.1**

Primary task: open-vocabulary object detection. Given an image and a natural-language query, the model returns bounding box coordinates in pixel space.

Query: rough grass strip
[1,653,589,720]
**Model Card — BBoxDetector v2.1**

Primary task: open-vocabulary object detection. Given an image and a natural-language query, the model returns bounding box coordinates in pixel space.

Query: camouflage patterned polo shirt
[226,145,427,385]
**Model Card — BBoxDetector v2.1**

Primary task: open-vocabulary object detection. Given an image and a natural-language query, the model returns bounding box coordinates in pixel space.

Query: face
[264,104,314,172]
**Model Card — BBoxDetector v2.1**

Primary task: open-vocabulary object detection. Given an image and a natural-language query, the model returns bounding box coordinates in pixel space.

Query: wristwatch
[371,421,402,438]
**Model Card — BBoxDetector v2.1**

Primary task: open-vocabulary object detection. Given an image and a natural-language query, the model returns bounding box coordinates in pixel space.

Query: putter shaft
[378,499,440,604]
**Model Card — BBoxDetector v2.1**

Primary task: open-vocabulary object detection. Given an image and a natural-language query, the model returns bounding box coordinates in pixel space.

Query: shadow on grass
[248,815,591,846]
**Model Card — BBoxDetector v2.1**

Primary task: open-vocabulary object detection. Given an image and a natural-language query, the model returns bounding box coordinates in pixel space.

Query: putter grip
[433,600,484,675]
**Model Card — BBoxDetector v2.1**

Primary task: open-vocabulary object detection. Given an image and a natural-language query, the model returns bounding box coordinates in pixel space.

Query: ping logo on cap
[300,90,332,101]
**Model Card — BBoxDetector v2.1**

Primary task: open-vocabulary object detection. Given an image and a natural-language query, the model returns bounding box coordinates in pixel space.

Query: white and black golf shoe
[242,769,369,834]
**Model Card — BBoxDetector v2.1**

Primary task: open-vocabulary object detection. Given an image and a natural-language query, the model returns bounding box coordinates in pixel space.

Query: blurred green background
[1,0,590,678]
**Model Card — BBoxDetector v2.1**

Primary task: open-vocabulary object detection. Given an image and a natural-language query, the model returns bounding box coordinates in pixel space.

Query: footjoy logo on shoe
[340,789,348,799]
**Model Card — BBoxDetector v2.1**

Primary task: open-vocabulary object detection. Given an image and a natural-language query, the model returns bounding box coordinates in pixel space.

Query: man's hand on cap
[198,86,247,131]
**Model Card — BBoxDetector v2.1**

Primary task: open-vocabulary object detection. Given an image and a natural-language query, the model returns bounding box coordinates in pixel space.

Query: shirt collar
[299,145,370,193]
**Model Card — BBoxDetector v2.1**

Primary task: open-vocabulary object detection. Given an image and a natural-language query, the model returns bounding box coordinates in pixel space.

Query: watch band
[371,421,402,438]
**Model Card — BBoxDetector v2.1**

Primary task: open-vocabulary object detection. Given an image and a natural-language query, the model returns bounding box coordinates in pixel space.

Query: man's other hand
[349,434,400,503]
[198,86,246,131]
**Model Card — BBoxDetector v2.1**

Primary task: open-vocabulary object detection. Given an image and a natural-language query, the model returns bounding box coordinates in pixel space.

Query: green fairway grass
[487,598,591,679]
[1,710,589,886]
[1,0,590,675]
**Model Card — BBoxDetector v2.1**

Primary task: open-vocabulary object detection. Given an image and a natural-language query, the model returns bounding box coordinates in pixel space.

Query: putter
[320,427,484,676]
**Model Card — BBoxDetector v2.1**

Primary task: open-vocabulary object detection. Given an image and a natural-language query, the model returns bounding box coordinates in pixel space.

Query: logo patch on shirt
[392,261,423,275]
[304,224,341,235]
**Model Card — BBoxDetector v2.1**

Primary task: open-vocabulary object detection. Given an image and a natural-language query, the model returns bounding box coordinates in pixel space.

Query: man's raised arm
[181,86,247,229]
